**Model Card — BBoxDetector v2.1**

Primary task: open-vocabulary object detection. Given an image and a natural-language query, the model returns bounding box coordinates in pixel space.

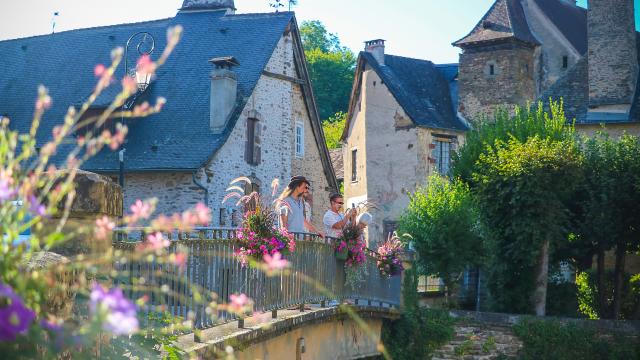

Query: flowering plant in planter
[224,178,295,267]
[333,223,368,288]
[334,223,366,267]
[376,234,405,277]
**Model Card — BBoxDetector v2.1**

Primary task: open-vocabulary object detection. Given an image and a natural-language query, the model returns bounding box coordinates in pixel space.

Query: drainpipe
[192,170,209,208]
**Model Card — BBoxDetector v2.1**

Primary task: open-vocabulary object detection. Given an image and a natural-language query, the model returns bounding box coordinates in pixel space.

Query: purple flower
[28,195,47,217]
[0,179,15,203]
[0,283,36,341]
[90,283,139,335]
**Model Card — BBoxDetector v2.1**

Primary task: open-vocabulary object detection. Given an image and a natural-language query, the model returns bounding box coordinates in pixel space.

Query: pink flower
[94,64,106,77]
[144,232,169,250]
[263,252,289,272]
[194,203,211,225]
[228,293,253,314]
[121,76,137,94]
[136,54,155,74]
[287,239,296,252]
[129,199,152,223]
[173,251,187,271]
[95,216,115,240]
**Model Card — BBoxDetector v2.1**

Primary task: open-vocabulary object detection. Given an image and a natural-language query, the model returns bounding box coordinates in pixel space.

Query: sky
[0,0,630,64]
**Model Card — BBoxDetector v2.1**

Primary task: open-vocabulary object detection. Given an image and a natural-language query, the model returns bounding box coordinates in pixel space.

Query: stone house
[0,0,338,227]
[341,40,468,247]
[454,0,640,134]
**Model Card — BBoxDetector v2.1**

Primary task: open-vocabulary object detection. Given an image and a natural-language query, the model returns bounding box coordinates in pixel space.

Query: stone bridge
[113,229,403,359]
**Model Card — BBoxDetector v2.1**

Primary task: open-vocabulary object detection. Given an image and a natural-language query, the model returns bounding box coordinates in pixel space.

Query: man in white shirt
[323,193,356,238]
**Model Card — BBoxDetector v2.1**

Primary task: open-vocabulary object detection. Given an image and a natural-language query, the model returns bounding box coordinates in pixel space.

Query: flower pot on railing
[335,246,348,261]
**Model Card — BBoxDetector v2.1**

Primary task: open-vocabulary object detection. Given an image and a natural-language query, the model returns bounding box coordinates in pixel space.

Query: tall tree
[300,21,355,122]
[580,133,640,319]
[474,136,583,315]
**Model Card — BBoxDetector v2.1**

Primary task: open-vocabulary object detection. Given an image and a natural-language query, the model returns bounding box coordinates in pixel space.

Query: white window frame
[295,121,305,158]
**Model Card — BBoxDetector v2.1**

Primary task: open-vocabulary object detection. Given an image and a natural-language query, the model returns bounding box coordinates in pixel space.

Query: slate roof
[539,34,640,124]
[0,10,294,172]
[453,0,540,47]
[359,52,467,131]
[329,148,343,182]
[533,0,587,54]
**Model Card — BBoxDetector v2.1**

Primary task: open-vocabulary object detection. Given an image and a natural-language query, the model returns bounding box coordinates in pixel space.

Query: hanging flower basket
[335,243,348,261]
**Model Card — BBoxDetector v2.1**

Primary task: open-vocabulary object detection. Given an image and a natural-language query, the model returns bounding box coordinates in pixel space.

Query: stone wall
[588,0,638,106]
[291,80,331,230]
[458,42,536,123]
[124,172,202,216]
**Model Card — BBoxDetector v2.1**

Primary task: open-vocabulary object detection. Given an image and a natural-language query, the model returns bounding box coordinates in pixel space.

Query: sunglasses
[334,201,344,205]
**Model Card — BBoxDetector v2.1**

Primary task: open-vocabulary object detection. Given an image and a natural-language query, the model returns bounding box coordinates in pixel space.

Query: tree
[300,20,341,53]
[322,111,346,149]
[399,175,483,304]
[473,136,583,315]
[579,133,640,319]
[300,21,356,121]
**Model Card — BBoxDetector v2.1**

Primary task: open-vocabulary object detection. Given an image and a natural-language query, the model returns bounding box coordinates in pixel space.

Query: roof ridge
[505,0,515,36]
[384,53,434,65]
[228,11,293,17]
[0,17,172,44]
[452,0,503,45]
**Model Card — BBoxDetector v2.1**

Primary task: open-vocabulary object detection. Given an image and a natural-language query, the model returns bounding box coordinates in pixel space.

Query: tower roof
[453,0,540,47]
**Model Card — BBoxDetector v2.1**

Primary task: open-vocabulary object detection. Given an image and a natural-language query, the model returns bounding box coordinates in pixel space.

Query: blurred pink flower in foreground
[227,293,253,315]
[143,232,169,250]
[263,252,289,272]
[95,216,115,240]
[129,199,153,223]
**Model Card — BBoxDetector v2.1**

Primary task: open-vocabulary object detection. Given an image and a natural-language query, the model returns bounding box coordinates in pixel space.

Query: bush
[381,268,455,359]
[513,318,640,360]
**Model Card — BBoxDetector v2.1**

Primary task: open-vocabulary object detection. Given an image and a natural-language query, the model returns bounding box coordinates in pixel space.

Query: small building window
[433,139,452,175]
[383,220,397,242]
[295,121,304,158]
[245,118,261,165]
[489,64,495,76]
[219,208,228,226]
[562,56,568,69]
[351,148,358,182]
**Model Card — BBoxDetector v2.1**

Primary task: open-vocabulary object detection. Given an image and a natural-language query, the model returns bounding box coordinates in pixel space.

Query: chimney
[365,39,386,65]
[180,0,235,14]
[209,56,239,133]
[587,0,638,118]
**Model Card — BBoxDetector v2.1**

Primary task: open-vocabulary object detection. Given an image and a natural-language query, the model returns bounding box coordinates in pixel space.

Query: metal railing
[112,228,401,331]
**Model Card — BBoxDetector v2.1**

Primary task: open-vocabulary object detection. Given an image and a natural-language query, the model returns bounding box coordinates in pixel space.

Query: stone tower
[453,0,540,123]
[587,0,638,121]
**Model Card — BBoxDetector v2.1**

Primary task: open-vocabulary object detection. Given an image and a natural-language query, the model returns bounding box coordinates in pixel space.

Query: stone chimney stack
[365,39,386,65]
[180,0,235,13]
[209,57,238,133]
[587,0,638,116]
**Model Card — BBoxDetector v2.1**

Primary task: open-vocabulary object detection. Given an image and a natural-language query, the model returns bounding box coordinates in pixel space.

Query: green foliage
[300,20,341,53]
[452,102,575,184]
[474,135,582,313]
[322,111,346,149]
[399,174,483,300]
[300,20,355,121]
[382,269,455,359]
[513,318,640,360]
[454,339,474,356]
[545,281,580,318]
[576,270,640,320]
[482,336,496,353]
